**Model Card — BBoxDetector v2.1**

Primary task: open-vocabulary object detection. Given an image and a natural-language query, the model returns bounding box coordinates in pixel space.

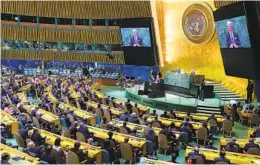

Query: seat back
[132,107,140,117]
[158,134,168,149]
[152,122,161,128]
[65,96,70,104]
[23,113,32,122]
[102,99,107,105]
[76,100,82,110]
[62,127,71,138]
[51,149,65,164]
[104,110,111,122]
[196,127,208,140]
[119,127,129,134]
[102,149,110,163]
[208,119,217,126]
[214,161,228,164]
[100,123,108,130]
[122,105,128,111]
[109,101,114,107]
[13,132,26,148]
[96,108,103,119]
[67,151,80,164]
[222,120,233,132]
[32,117,40,128]
[168,113,175,119]
[76,132,86,142]
[187,155,204,164]
[250,114,260,126]
[247,147,260,155]
[68,114,75,125]
[225,145,239,152]
[143,129,149,138]
[120,143,134,161]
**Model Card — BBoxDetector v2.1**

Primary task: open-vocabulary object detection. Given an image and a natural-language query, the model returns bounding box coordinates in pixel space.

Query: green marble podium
[164,72,190,88]
[164,72,204,89]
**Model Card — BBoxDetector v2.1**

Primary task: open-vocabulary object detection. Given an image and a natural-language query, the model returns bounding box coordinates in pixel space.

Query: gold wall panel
[155,1,247,98]
[214,1,239,9]
[1,1,151,19]
[1,50,125,64]
[1,26,121,44]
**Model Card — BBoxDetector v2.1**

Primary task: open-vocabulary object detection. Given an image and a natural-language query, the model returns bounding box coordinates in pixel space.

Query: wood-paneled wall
[1,26,121,44]
[1,1,151,19]
[1,50,125,64]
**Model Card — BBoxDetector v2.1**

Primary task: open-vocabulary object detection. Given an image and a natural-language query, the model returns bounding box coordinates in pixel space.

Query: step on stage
[125,85,224,114]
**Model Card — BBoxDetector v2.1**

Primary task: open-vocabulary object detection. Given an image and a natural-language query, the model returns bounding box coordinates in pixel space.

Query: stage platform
[100,85,230,114]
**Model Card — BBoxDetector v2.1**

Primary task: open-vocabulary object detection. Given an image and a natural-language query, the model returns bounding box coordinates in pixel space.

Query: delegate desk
[220,137,260,149]
[17,92,30,104]
[19,84,32,92]
[147,116,203,130]
[0,143,40,165]
[35,128,102,164]
[87,125,147,155]
[109,119,180,138]
[44,88,58,104]
[114,99,150,113]
[173,111,224,123]
[185,146,260,164]
[86,100,124,116]
[0,110,19,134]
[240,110,255,118]
[59,103,95,126]
[23,105,61,127]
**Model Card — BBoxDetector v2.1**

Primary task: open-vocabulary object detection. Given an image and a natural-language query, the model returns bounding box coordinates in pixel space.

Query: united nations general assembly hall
[1,1,260,164]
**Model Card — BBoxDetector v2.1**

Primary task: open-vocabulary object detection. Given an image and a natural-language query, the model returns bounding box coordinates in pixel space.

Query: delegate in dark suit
[226,32,241,48]
[77,124,90,139]
[244,139,260,152]
[31,130,45,147]
[130,36,143,46]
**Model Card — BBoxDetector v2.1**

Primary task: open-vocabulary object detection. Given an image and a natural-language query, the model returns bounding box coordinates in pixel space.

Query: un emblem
[182,3,215,44]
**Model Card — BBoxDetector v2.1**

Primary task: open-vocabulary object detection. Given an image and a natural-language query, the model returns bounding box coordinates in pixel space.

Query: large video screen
[215,15,251,48]
[120,28,151,47]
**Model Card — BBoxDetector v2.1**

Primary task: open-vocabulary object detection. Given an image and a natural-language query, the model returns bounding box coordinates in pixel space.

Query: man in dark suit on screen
[130,29,143,47]
[226,21,241,48]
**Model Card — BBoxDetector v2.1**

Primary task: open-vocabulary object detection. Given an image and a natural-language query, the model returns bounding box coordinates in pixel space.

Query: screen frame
[118,17,158,66]
[214,2,257,79]
[215,15,252,49]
